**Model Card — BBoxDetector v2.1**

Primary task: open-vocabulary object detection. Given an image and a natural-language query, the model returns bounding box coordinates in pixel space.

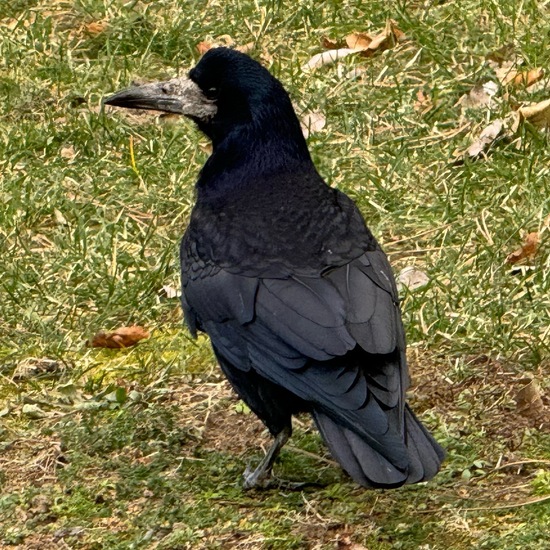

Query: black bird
[104,47,445,489]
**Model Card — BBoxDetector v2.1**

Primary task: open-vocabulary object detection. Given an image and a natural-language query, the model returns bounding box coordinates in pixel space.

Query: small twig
[460,494,550,512]
[301,493,329,523]
[384,223,452,247]
[286,445,339,467]
[493,459,550,470]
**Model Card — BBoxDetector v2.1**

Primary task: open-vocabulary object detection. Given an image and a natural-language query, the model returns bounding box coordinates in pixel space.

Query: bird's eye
[205,86,219,99]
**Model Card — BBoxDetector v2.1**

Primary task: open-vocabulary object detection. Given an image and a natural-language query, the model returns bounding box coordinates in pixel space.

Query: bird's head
[104,48,307,152]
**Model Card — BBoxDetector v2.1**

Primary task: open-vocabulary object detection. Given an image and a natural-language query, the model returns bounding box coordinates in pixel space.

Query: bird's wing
[182,248,408,456]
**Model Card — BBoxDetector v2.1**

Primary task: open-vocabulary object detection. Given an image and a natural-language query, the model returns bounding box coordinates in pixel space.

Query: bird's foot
[242,463,311,491]
[243,462,272,489]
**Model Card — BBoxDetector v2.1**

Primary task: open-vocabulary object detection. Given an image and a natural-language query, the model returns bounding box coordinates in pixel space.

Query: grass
[1,0,549,548]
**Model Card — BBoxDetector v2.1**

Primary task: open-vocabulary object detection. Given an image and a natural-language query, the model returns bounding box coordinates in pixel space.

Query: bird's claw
[242,463,309,491]
[242,462,272,489]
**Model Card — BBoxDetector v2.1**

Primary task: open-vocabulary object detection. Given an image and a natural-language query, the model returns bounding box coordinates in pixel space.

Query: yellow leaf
[506,232,540,265]
[89,326,150,349]
[517,98,550,129]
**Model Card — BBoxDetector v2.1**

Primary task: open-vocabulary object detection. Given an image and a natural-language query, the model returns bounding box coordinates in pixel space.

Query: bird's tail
[313,404,445,488]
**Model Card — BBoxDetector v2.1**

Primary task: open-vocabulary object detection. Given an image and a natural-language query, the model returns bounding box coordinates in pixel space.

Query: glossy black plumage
[105,47,444,488]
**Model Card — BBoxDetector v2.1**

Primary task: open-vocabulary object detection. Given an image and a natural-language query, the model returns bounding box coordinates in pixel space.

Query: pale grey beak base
[103,77,217,120]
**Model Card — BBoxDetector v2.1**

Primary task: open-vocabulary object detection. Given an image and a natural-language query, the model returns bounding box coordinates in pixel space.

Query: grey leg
[243,426,292,489]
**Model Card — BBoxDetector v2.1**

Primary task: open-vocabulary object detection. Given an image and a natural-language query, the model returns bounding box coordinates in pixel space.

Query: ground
[1,1,549,548]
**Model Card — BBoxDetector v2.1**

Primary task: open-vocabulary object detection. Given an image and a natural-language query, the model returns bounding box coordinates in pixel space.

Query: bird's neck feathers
[196,91,314,199]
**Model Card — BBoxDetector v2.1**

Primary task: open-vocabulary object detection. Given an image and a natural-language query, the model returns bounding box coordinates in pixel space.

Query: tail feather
[404,405,446,482]
[313,405,444,488]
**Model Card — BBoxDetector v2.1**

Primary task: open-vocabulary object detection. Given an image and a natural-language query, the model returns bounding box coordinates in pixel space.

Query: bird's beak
[103,77,217,120]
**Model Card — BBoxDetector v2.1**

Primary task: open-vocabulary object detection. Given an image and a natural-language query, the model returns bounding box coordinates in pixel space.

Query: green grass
[1,0,550,548]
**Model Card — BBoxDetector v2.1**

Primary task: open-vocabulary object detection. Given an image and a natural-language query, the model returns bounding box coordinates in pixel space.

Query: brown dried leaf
[345,19,404,57]
[506,232,540,264]
[85,21,108,36]
[365,26,393,53]
[1,18,20,31]
[366,19,405,52]
[515,379,545,418]
[235,41,255,54]
[414,89,433,113]
[345,31,372,50]
[466,119,505,159]
[196,40,214,55]
[388,19,406,42]
[198,38,254,56]
[60,145,76,160]
[306,20,404,71]
[500,67,544,87]
[517,98,550,129]
[321,36,343,49]
[90,326,150,349]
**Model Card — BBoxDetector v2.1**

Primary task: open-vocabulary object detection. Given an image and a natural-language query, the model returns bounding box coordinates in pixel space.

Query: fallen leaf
[397,266,429,291]
[60,144,76,160]
[515,379,545,418]
[414,89,433,113]
[235,41,255,54]
[466,119,505,159]
[89,326,150,348]
[500,67,544,87]
[506,232,539,264]
[302,48,360,71]
[321,36,342,49]
[197,40,214,55]
[526,75,550,93]
[1,18,20,31]
[197,38,254,56]
[85,21,108,36]
[304,20,404,71]
[345,31,372,50]
[458,81,499,109]
[517,98,550,129]
[363,19,404,54]
[346,19,405,57]
[300,111,326,138]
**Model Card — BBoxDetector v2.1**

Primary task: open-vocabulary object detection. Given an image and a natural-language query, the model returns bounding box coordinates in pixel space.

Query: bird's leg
[243,425,293,489]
